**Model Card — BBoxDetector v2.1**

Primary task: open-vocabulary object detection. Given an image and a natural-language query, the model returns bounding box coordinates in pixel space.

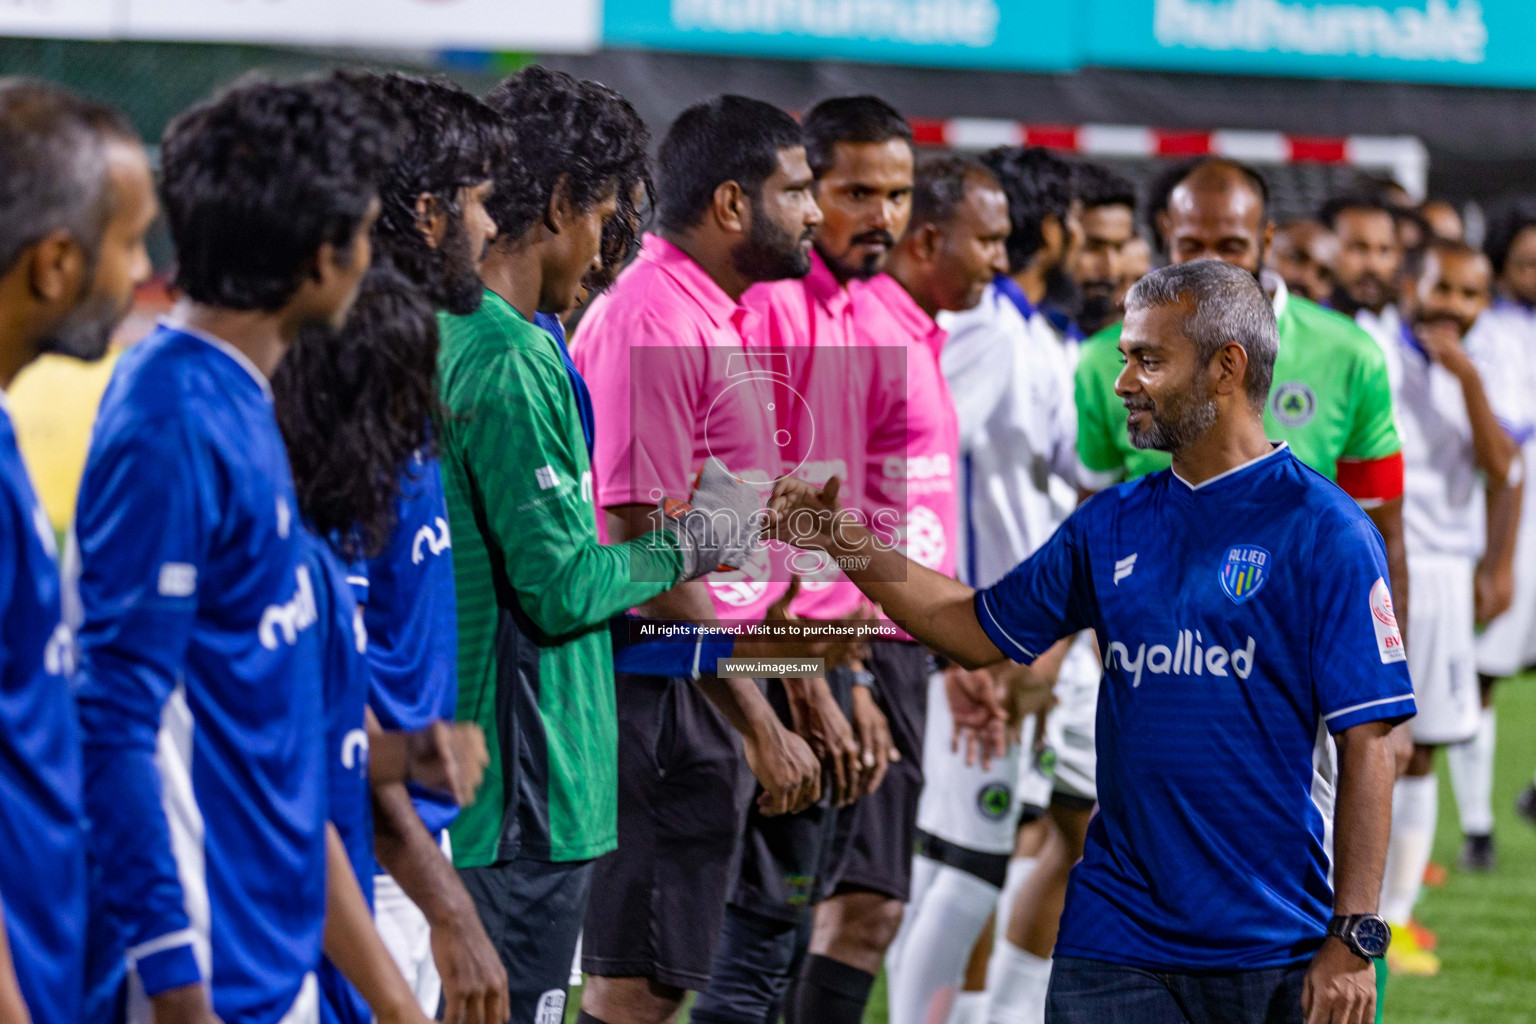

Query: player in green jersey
[1073,158,1407,1023]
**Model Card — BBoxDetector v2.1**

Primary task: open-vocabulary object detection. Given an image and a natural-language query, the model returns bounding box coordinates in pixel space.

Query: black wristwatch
[1327,914,1392,961]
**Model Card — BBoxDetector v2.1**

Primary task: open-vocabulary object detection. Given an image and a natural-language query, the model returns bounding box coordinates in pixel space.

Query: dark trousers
[1046,956,1307,1024]
[459,856,594,1024]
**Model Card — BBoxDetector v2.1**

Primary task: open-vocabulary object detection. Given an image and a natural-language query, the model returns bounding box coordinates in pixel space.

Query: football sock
[985,855,1038,988]
[1381,774,1438,924]
[1448,707,1496,837]
[787,954,874,1024]
[951,991,989,1024]
[886,865,999,1024]
[887,854,941,976]
[985,941,1051,1024]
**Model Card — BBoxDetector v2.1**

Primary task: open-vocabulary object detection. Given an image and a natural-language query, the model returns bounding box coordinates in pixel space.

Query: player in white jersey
[1460,202,1536,860]
[1376,241,1522,977]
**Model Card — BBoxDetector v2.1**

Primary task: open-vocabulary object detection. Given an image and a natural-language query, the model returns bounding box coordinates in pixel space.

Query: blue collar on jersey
[1397,318,1430,362]
[992,274,1037,322]
[534,312,595,458]
[1042,304,1085,343]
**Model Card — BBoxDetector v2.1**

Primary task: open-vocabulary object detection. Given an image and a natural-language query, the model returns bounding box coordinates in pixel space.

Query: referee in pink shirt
[571,96,828,1024]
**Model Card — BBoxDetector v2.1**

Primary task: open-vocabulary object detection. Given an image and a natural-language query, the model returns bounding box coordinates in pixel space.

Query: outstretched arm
[768,476,1004,669]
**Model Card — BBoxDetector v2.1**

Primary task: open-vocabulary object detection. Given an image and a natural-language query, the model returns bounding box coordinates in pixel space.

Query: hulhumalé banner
[601,0,1078,71]
[1083,0,1535,88]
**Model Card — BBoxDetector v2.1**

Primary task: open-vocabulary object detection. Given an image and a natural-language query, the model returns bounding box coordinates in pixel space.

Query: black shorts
[581,673,751,990]
[458,855,593,1024]
[728,671,853,924]
[824,641,931,902]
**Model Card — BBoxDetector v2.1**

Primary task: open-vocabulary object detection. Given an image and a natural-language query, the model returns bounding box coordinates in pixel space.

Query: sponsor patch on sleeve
[157,562,197,598]
[1370,577,1406,664]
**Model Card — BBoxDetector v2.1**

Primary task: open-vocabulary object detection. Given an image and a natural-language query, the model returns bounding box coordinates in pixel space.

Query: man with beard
[1461,200,1536,860]
[686,94,913,1024]
[325,72,510,1024]
[926,145,1101,1024]
[768,258,1410,1024]
[1076,160,1406,604]
[1071,162,1139,338]
[1375,242,1520,978]
[1320,194,1406,368]
[1270,220,1339,305]
[568,95,823,1024]
[0,79,154,1024]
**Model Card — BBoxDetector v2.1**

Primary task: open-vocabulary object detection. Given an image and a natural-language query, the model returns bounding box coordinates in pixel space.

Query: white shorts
[1477,504,1536,677]
[916,671,1023,856]
[373,832,451,1017]
[1046,633,1101,804]
[1407,554,1481,745]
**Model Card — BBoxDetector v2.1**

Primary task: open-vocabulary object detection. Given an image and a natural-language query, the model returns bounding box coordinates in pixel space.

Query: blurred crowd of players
[2,59,1535,1024]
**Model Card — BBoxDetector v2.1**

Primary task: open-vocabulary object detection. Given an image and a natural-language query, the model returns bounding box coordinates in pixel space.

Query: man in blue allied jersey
[73,78,393,1024]
[769,259,1410,1024]
[0,80,155,1024]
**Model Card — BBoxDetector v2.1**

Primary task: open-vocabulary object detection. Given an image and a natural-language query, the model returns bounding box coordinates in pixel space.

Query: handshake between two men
[675,458,1046,807]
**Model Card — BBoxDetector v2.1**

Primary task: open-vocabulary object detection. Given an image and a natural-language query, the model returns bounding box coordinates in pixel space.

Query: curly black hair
[273,264,440,560]
[335,71,507,314]
[160,74,398,311]
[482,66,651,257]
[1074,161,1137,214]
[981,146,1077,273]
[1483,195,1536,278]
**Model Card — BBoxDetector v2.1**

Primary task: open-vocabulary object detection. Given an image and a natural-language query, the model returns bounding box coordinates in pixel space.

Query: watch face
[1353,916,1392,957]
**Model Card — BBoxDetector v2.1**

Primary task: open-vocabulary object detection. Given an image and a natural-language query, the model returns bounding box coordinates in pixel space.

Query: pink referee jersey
[744,251,879,620]
[572,233,788,623]
[853,273,961,597]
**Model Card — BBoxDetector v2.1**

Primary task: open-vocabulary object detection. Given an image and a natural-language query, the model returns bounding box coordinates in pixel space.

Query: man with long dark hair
[0,78,155,1024]
[309,72,508,1024]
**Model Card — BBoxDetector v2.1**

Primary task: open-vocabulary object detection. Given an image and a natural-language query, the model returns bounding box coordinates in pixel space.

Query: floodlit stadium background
[7,2,1535,1020]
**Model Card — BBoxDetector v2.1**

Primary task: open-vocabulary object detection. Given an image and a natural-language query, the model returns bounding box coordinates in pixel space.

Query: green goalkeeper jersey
[1075,283,1403,500]
[438,290,683,865]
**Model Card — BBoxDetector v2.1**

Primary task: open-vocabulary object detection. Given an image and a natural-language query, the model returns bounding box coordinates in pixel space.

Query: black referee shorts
[581,672,751,991]
[823,640,932,902]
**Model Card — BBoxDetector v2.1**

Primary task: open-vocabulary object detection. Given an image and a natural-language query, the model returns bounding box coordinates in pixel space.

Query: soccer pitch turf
[569,677,1536,1023]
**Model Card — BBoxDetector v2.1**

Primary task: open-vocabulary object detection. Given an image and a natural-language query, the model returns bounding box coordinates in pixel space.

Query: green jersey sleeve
[1342,335,1402,462]
[1075,328,1130,476]
[444,319,683,641]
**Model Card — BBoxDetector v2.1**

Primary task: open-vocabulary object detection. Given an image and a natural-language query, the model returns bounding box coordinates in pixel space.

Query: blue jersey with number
[74,324,328,1022]
[365,450,459,834]
[0,399,86,1024]
[974,444,1415,970]
[311,535,375,1024]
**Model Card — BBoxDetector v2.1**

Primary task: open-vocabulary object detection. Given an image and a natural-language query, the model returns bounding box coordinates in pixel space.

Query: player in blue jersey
[0,80,154,1024]
[317,72,509,1024]
[278,72,509,1024]
[769,259,1410,1024]
[73,77,394,1024]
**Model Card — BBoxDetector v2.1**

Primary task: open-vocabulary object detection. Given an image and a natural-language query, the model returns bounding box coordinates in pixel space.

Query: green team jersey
[1075,285,1401,485]
[438,290,683,865]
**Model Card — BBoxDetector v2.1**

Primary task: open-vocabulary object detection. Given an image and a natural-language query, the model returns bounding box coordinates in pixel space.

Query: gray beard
[1126,377,1218,454]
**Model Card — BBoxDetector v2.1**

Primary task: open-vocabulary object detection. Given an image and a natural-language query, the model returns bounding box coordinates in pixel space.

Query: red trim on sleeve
[1336,451,1404,504]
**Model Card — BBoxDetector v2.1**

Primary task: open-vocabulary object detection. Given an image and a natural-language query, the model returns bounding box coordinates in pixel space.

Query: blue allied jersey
[974,444,1416,970]
[74,324,328,1023]
[0,397,86,1024]
[365,450,459,834]
[310,536,375,1024]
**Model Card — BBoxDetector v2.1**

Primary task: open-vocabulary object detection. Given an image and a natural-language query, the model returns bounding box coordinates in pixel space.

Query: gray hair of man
[0,78,136,279]
[1124,259,1279,412]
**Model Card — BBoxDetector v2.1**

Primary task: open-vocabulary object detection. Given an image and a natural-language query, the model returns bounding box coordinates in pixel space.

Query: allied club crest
[977,781,1013,821]
[1220,545,1271,604]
